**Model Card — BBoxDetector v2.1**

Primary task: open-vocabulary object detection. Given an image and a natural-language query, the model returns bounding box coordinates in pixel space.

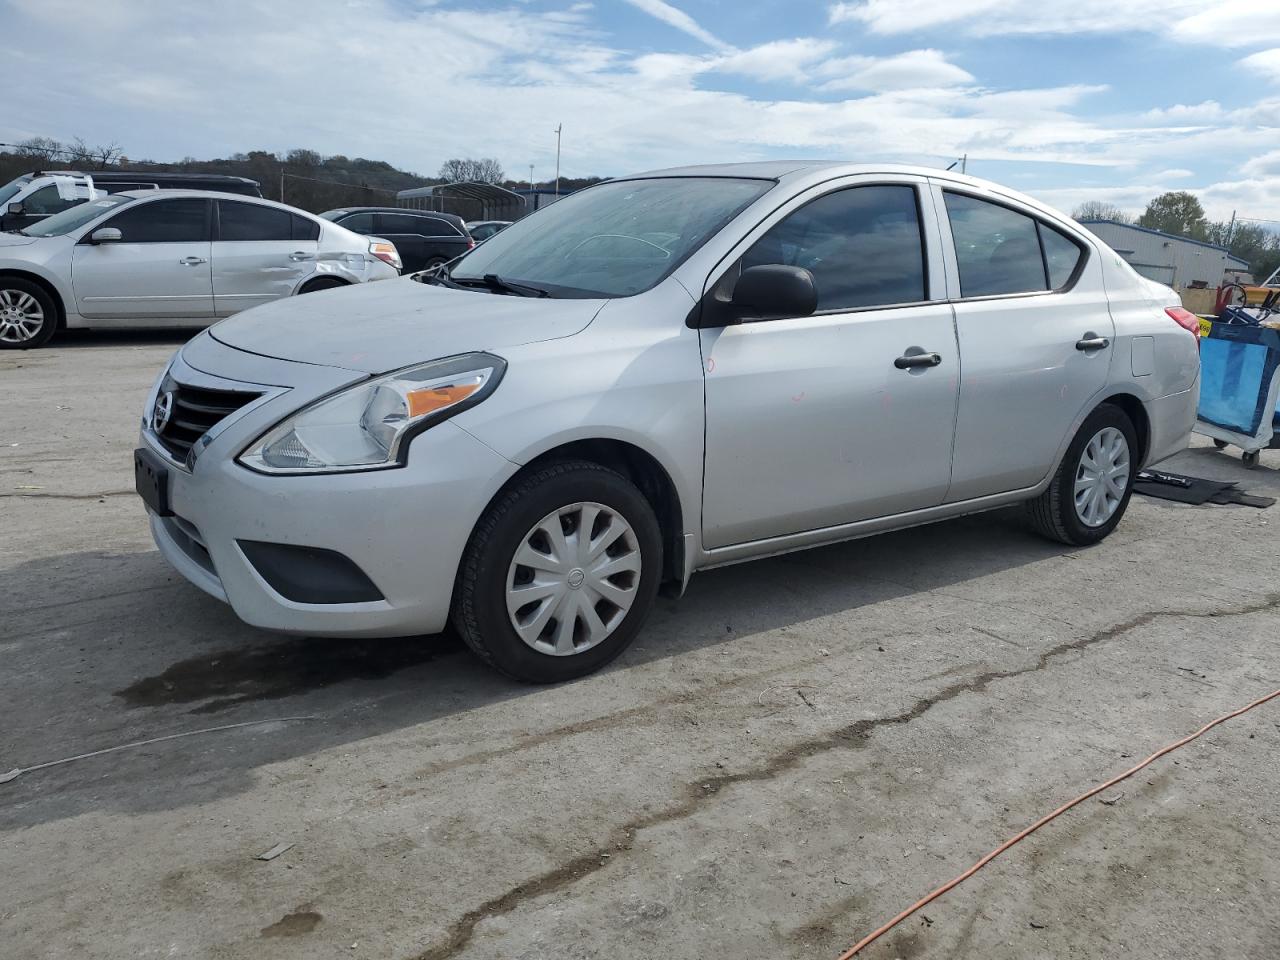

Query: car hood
[0,232,42,248]
[208,277,608,374]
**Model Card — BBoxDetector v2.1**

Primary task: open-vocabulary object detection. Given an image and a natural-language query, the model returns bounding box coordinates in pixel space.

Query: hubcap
[1074,426,1131,527]
[0,288,45,344]
[505,501,642,656]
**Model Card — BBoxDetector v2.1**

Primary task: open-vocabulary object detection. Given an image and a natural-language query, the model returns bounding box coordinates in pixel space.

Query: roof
[110,188,306,207]
[322,206,464,223]
[396,182,525,205]
[1078,219,1232,255]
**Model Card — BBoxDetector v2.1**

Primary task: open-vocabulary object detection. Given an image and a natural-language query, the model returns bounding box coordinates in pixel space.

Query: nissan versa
[135,162,1200,682]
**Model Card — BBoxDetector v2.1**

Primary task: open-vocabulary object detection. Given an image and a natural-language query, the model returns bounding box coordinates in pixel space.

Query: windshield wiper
[452,273,550,298]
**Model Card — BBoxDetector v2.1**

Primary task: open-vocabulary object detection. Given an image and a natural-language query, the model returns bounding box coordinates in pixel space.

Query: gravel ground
[2,330,1278,960]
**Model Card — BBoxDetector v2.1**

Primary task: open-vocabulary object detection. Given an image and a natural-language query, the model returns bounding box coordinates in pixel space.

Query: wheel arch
[0,269,67,328]
[1099,392,1151,465]
[477,437,688,587]
[296,275,352,295]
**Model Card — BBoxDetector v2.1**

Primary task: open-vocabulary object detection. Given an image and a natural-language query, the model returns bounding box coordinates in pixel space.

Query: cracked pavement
[3,332,1279,959]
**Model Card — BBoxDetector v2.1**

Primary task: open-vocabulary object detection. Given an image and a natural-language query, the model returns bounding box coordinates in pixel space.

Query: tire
[1026,403,1139,546]
[298,277,347,295]
[453,460,662,683]
[1214,439,1230,450]
[0,278,58,349]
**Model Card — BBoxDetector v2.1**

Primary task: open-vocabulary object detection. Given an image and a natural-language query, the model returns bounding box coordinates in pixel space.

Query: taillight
[467,238,476,250]
[369,241,401,271]
[1166,306,1201,340]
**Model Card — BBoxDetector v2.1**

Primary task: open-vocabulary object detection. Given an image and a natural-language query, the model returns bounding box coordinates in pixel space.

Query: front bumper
[142,336,518,638]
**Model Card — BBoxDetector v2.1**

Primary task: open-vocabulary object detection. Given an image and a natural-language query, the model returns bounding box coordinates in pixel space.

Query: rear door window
[218,201,292,241]
[1039,223,1084,288]
[102,198,210,243]
[944,193,1048,297]
[336,212,375,233]
[292,214,320,241]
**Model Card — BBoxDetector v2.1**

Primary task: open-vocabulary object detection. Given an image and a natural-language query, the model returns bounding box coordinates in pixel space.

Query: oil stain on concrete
[114,634,460,713]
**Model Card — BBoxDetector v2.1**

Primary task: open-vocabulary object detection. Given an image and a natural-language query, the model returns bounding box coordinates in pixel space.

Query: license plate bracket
[134,447,173,517]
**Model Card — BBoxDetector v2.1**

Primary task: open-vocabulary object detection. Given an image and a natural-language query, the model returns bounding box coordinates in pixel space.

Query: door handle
[1075,335,1110,351]
[894,352,942,370]
[178,256,208,266]
[289,252,315,262]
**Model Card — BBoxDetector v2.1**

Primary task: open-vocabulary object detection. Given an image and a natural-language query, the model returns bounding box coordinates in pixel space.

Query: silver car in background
[134,162,1200,682]
[0,190,401,349]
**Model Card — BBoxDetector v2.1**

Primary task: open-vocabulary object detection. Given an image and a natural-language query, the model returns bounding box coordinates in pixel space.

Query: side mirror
[730,264,818,322]
[7,202,23,216]
[90,227,122,244]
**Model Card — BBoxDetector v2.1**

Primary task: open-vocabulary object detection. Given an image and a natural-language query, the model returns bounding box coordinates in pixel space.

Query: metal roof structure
[396,181,527,221]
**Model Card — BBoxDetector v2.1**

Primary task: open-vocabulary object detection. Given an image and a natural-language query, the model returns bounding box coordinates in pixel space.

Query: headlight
[239,353,505,474]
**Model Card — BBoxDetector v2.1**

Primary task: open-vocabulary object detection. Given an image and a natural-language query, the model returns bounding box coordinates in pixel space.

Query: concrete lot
[2,331,1279,960]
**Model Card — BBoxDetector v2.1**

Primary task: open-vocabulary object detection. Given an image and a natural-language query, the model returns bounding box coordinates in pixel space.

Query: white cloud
[715,39,838,83]
[1241,150,1280,178]
[817,49,975,91]
[1141,101,1225,124]
[620,0,729,51]
[1242,48,1280,84]
[826,0,1267,45]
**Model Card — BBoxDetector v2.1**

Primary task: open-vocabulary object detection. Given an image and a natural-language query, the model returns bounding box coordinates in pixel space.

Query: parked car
[0,190,400,348]
[466,220,512,242]
[320,207,473,272]
[0,170,261,233]
[135,162,1200,682]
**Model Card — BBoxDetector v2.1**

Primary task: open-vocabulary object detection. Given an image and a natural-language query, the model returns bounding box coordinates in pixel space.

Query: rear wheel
[453,461,662,683]
[298,277,347,295]
[0,279,57,349]
[1026,403,1138,546]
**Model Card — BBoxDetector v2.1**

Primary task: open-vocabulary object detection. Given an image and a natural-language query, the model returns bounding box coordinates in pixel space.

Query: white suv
[135,163,1200,681]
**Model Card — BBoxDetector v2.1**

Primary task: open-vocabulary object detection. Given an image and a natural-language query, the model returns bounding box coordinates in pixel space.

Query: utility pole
[529,164,535,191]
[554,123,562,198]
[1227,210,1237,248]
[961,153,967,174]
[280,169,285,204]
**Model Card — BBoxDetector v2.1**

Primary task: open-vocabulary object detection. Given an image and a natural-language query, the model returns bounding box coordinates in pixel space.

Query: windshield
[449,177,773,298]
[20,195,133,237]
[0,175,31,208]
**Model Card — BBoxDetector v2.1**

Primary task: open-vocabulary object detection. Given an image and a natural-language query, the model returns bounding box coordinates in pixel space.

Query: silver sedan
[0,190,401,348]
[135,162,1200,682]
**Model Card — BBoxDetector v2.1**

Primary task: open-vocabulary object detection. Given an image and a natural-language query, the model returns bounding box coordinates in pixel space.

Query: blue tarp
[1196,321,1280,450]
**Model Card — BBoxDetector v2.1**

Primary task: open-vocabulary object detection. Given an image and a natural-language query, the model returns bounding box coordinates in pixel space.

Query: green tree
[1137,191,1208,240]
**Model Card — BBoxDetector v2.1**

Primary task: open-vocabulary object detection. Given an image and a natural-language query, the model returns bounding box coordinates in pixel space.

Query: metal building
[1079,219,1248,291]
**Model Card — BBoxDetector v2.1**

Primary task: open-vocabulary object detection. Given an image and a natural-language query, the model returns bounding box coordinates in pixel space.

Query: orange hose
[835,686,1280,959]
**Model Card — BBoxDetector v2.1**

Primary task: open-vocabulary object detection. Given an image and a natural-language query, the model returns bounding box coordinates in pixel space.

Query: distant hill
[0,143,609,216]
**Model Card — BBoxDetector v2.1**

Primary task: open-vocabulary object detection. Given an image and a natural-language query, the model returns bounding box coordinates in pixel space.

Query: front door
[935,187,1115,501]
[71,197,214,320]
[212,200,320,316]
[700,181,960,549]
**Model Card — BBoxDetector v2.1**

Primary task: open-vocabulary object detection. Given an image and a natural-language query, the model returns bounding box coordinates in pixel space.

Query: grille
[154,379,260,463]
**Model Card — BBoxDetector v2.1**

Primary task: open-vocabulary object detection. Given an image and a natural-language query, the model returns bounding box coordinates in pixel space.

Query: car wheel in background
[0,279,57,350]
[298,277,347,295]
[453,460,663,683]
[1026,403,1138,546]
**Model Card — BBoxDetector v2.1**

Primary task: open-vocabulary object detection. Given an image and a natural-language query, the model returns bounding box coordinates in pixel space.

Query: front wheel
[1026,403,1138,546]
[453,461,662,682]
[0,279,57,349]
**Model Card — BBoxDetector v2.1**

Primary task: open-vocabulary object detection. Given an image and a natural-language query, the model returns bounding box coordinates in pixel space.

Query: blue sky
[5,0,1280,220]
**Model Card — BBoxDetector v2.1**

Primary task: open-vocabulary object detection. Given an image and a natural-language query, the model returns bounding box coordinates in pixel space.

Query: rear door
[934,184,1112,501]
[211,200,320,315]
[71,197,214,319]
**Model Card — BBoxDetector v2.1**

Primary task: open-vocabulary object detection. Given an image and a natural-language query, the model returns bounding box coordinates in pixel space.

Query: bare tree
[438,157,505,184]
[1072,200,1131,223]
[15,137,64,163]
